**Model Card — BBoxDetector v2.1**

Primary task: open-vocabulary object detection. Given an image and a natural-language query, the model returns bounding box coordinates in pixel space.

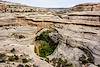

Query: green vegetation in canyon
[35,30,58,58]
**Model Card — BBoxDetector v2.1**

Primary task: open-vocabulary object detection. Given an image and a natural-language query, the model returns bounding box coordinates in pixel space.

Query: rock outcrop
[0,1,99,67]
[71,3,100,11]
[0,1,49,13]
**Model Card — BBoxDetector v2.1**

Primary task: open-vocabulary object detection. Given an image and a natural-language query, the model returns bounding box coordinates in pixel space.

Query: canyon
[0,1,100,67]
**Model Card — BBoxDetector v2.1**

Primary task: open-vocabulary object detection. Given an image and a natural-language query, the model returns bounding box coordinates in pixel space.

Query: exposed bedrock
[54,23,100,66]
[71,3,100,11]
[0,1,100,67]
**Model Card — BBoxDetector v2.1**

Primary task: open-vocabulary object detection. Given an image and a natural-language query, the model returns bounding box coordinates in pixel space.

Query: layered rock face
[0,1,100,67]
[47,11,100,67]
[71,3,100,11]
[0,1,49,13]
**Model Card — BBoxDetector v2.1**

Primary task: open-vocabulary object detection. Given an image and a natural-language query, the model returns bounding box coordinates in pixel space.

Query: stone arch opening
[34,28,59,58]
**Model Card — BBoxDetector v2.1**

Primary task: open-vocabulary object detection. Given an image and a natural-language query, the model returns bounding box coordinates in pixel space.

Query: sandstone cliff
[71,3,100,12]
[0,1,99,67]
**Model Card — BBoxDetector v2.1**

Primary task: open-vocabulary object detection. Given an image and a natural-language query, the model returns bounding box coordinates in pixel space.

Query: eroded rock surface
[0,1,100,67]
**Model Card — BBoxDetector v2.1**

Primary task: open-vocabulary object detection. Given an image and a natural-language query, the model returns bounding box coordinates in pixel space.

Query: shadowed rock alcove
[34,28,59,58]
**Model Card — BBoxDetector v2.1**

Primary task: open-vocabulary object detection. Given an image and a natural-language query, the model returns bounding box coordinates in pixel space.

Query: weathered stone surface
[0,1,100,67]
[71,3,100,11]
